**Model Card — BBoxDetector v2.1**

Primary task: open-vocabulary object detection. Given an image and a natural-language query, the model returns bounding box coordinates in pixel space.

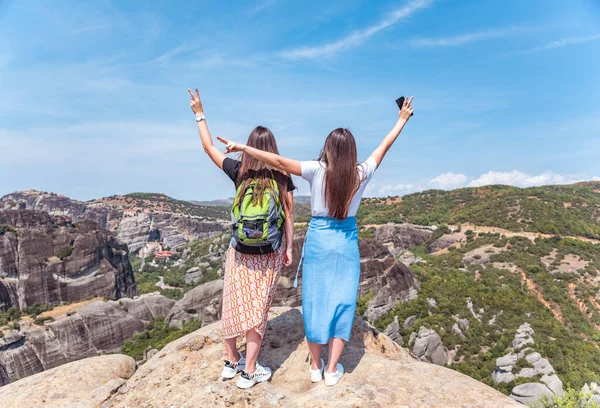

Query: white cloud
[280,0,434,59]
[152,45,188,64]
[468,170,589,187]
[410,26,528,47]
[428,170,597,191]
[430,172,468,189]
[504,33,600,56]
[379,183,417,195]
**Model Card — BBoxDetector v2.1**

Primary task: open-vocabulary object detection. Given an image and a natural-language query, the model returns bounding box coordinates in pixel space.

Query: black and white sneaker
[221,353,246,379]
[236,363,272,389]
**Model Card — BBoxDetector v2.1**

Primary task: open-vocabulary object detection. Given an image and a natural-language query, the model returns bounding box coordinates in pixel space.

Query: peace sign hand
[188,88,204,115]
[217,136,245,154]
[399,96,414,122]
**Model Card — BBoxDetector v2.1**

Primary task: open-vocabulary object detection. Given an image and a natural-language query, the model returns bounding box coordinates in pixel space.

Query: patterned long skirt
[221,246,284,339]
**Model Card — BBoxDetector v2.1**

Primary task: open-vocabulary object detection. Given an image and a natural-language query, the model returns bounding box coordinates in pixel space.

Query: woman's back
[300,157,377,218]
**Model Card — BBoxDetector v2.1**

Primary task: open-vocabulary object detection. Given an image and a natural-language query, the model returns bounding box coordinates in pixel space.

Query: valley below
[2,181,600,407]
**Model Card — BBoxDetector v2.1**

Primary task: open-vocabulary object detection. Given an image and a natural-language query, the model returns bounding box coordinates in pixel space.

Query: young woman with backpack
[217,97,414,386]
[188,89,295,389]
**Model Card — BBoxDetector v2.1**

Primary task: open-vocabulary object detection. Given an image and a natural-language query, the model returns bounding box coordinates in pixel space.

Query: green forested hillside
[370,232,600,394]
[357,182,600,239]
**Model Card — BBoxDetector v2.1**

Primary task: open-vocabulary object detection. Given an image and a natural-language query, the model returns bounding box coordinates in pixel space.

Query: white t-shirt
[300,157,377,217]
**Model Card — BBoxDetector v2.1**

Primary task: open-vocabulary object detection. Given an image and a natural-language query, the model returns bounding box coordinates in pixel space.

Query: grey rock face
[1,191,228,254]
[184,266,204,285]
[510,382,554,405]
[372,223,433,255]
[112,293,176,322]
[492,323,564,403]
[0,294,173,386]
[412,326,448,366]
[383,316,403,345]
[0,210,136,311]
[404,315,417,329]
[426,234,462,254]
[451,323,466,340]
[496,353,518,368]
[165,280,224,328]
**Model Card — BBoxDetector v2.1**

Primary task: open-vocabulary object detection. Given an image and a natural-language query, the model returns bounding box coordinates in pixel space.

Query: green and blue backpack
[230,176,285,254]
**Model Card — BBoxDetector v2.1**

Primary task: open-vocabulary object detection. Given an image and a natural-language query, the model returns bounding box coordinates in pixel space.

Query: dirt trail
[39,298,103,319]
[567,283,600,330]
[361,222,600,245]
[456,224,600,245]
[519,269,564,323]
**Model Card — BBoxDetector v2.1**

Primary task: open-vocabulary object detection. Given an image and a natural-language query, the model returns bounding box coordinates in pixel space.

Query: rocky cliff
[0,209,137,311]
[1,191,228,253]
[1,307,520,408]
[0,293,175,386]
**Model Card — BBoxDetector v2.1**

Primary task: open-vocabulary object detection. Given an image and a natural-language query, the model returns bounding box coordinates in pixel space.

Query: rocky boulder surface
[427,234,463,254]
[1,191,228,253]
[0,293,174,386]
[411,326,449,365]
[373,222,434,255]
[0,209,136,311]
[5,307,520,407]
[0,354,136,408]
[492,323,564,405]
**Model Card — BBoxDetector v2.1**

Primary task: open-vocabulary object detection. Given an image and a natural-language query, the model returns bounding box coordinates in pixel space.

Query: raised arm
[188,88,226,170]
[370,96,414,168]
[216,136,302,177]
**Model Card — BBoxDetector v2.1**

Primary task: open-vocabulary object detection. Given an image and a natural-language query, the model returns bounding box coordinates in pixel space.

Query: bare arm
[216,136,302,176]
[188,88,226,170]
[283,191,294,266]
[370,96,414,168]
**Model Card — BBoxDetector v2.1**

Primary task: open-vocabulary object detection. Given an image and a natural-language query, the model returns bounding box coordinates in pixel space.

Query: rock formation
[427,234,463,253]
[0,209,136,311]
[492,323,564,405]
[0,354,136,408]
[1,191,228,253]
[0,293,174,386]
[2,307,522,408]
[411,326,449,365]
[373,222,434,255]
[165,280,224,329]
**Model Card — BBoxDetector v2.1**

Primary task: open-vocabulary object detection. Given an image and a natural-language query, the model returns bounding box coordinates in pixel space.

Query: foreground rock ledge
[111,307,517,408]
[0,354,136,408]
[1,308,520,408]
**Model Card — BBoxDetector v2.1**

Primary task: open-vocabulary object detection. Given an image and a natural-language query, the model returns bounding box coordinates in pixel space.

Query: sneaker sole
[324,374,343,386]
[221,367,238,379]
[236,372,272,389]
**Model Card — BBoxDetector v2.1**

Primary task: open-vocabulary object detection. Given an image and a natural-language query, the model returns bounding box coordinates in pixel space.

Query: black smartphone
[396,96,413,116]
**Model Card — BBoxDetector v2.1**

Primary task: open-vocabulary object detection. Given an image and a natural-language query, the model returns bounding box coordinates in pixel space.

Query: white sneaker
[236,363,272,389]
[324,363,344,386]
[221,353,246,379]
[310,358,325,383]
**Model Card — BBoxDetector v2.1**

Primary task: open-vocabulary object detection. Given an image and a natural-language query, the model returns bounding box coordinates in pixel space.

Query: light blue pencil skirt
[301,216,360,344]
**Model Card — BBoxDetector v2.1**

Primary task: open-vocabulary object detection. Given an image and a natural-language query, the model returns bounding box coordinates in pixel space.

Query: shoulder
[222,158,241,182]
[300,161,324,181]
[358,157,377,180]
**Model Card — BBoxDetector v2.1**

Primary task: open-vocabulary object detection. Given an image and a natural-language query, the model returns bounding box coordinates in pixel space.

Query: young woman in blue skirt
[218,97,415,386]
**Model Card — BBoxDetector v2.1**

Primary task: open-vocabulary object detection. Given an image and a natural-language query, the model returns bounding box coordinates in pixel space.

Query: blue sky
[1,0,599,201]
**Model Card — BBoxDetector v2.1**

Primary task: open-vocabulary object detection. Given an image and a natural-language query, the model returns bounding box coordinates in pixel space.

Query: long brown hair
[318,128,362,220]
[236,126,291,213]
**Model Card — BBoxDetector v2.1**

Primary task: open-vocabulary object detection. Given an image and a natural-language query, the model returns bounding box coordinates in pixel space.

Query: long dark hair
[318,128,362,220]
[237,126,291,213]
